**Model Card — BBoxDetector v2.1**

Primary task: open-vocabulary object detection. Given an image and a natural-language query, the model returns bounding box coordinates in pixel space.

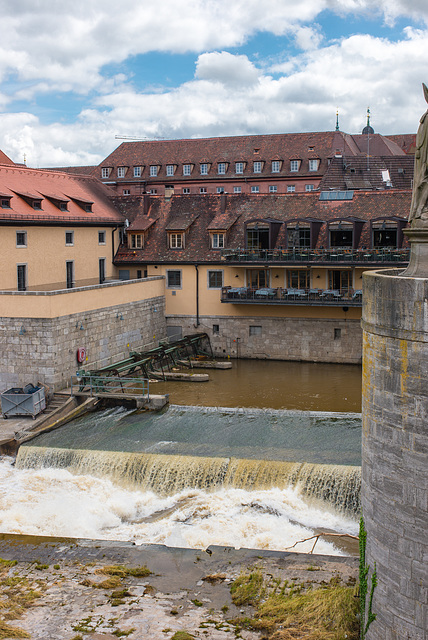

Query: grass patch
[171,632,195,640]
[0,621,30,639]
[0,559,45,639]
[230,569,264,606]
[99,564,151,578]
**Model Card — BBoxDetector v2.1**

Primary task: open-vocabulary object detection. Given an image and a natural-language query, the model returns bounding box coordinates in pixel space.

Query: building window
[287,269,310,289]
[99,258,106,284]
[328,270,352,292]
[287,185,295,193]
[16,231,27,247]
[33,199,42,210]
[84,203,92,212]
[373,225,397,248]
[309,159,319,171]
[117,166,126,178]
[208,270,223,288]
[66,261,74,289]
[133,166,141,177]
[233,186,242,194]
[167,270,182,288]
[65,231,74,246]
[305,184,315,192]
[288,226,310,248]
[169,233,183,249]
[272,160,280,173]
[130,234,143,249]
[211,233,224,249]
[330,224,353,248]
[247,269,269,288]
[212,324,220,335]
[217,187,224,194]
[148,188,157,194]
[246,223,269,251]
[59,202,68,211]
[253,161,262,173]
[150,165,158,177]
[1,197,11,208]
[334,328,342,340]
[17,264,27,291]
[218,162,226,174]
[249,325,262,336]
[290,160,300,172]
[101,167,110,179]
[251,186,259,193]
[269,185,277,193]
[200,187,207,194]
[200,163,208,175]
[123,189,130,195]
[98,231,106,244]
[183,187,190,194]
[235,162,244,174]
[183,164,191,176]
[166,165,174,176]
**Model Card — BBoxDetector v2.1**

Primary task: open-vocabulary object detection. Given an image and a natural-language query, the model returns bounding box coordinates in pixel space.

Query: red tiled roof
[0,150,15,165]
[114,191,411,264]
[0,165,122,225]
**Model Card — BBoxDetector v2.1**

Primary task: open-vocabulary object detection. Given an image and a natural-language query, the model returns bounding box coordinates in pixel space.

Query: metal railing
[71,374,150,398]
[221,247,410,264]
[221,286,363,306]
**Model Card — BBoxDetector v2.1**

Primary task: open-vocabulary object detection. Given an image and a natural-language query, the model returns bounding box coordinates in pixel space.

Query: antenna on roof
[114,135,166,141]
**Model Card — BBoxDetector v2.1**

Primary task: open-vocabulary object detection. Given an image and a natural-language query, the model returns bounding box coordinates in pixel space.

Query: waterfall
[16,446,361,515]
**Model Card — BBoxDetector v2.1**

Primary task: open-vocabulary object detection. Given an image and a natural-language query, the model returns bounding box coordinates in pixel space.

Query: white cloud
[195,52,260,86]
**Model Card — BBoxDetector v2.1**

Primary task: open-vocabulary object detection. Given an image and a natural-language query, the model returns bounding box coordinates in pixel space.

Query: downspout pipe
[194,264,200,327]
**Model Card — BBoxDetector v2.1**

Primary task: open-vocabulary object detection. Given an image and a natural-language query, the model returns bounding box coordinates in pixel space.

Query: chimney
[220,193,227,214]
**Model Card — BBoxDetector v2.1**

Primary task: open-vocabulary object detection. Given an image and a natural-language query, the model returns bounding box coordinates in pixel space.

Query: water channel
[3,360,362,555]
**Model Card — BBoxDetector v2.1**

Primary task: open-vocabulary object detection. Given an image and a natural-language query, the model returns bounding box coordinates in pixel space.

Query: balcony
[221,247,410,265]
[221,286,363,306]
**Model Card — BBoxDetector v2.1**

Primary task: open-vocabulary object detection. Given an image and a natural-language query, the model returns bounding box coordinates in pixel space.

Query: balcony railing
[221,286,363,306]
[221,247,410,264]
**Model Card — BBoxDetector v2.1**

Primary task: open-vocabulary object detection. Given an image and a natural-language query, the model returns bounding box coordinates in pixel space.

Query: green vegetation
[230,569,264,606]
[359,517,377,639]
[171,632,195,640]
[99,564,152,578]
[0,558,44,639]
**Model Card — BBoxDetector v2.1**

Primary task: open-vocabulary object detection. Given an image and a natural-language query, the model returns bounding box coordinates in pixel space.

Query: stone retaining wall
[362,269,428,639]
[0,296,166,391]
[167,314,362,363]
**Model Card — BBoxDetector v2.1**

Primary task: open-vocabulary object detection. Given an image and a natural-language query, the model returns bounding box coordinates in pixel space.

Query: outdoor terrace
[221,286,363,306]
[221,247,410,265]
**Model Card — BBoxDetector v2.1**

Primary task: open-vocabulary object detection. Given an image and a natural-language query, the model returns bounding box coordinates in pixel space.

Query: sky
[1,0,428,168]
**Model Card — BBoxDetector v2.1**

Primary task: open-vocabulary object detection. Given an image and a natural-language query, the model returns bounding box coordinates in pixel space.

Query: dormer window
[85,204,92,212]
[235,162,244,174]
[290,160,300,172]
[287,224,310,249]
[59,202,68,211]
[253,161,262,173]
[133,166,142,177]
[150,165,158,177]
[166,165,175,176]
[1,197,11,208]
[210,232,225,249]
[101,167,111,179]
[271,160,280,173]
[169,232,184,249]
[309,159,319,172]
[32,199,42,210]
[183,164,192,176]
[200,163,208,175]
[129,233,144,249]
[117,166,126,178]
[218,162,226,174]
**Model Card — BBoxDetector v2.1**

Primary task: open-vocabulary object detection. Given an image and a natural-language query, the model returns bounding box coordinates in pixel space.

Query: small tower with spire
[362,107,374,134]
[335,110,340,131]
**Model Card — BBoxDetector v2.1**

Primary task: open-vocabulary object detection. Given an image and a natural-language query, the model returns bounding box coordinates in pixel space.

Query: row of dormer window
[1,194,93,212]
[103,158,320,180]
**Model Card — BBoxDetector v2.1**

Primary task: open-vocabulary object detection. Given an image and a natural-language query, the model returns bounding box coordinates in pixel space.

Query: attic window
[32,199,42,210]
[218,162,226,175]
[59,202,68,211]
[308,159,319,172]
[271,161,280,173]
[150,165,158,177]
[319,191,354,201]
[133,166,142,177]
[117,166,126,178]
[290,160,300,172]
[101,167,111,179]
[85,203,92,212]
[1,197,11,208]
[183,164,192,176]
[169,232,184,249]
[129,233,144,249]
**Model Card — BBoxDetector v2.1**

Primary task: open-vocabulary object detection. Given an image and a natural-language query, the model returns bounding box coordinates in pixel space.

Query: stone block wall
[362,269,428,640]
[167,314,363,363]
[0,296,166,391]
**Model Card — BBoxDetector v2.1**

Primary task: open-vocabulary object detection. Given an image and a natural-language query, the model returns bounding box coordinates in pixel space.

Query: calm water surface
[151,359,362,412]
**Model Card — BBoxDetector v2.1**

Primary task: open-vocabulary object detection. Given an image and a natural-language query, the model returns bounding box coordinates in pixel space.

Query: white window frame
[101,167,110,179]
[290,160,300,172]
[130,233,143,249]
[169,232,184,249]
[16,231,27,248]
[98,230,106,245]
[207,270,223,289]
[123,189,130,195]
[234,186,242,194]
[218,162,226,174]
[235,162,244,174]
[150,165,158,177]
[117,166,126,178]
[166,269,182,289]
[65,230,74,246]
[251,186,260,193]
[166,164,175,177]
[183,164,192,176]
[287,185,296,193]
[271,160,280,173]
[305,184,315,192]
[200,163,208,175]
[253,161,262,173]
[183,187,190,194]
[216,186,225,194]
[211,232,224,249]
[309,159,319,172]
[269,185,277,193]
[133,166,141,177]
[200,187,207,194]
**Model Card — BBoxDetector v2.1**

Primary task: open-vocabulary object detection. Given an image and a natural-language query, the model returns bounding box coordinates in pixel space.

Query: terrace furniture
[320,289,342,300]
[255,287,277,299]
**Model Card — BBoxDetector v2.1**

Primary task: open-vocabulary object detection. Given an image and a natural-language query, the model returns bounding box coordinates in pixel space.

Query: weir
[16,446,361,516]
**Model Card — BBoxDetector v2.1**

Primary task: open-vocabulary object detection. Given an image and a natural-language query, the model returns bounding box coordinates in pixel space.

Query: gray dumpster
[1,384,46,419]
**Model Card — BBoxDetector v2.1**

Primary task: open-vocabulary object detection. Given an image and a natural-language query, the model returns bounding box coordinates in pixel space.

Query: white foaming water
[0,458,357,555]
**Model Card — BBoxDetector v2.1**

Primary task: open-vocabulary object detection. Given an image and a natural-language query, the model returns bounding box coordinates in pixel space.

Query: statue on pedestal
[409,83,428,226]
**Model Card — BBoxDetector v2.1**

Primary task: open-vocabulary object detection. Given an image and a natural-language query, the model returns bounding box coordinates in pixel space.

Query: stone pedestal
[361,268,428,639]
[403,226,428,277]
